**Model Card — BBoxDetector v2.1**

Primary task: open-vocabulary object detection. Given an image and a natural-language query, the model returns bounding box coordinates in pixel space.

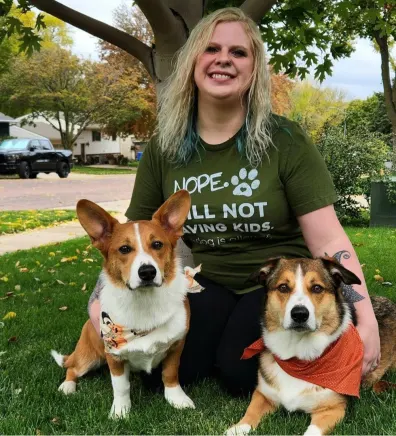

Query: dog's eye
[119,245,132,254]
[151,241,163,250]
[278,284,290,293]
[311,285,323,293]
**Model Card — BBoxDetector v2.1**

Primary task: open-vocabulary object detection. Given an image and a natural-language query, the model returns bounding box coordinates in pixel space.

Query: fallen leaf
[15,285,21,291]
[3,312,16,320]
[14,388,22,395]
[76,249,81,254]
[36,429,41,435]
[15,261,20,267]
[375,269,381,274]
[6,292,14,297]
[61,256,78,263]
[19,268,29,273]
[34,277,40,282]
[49,252,56,257]
[48,269,56,274]
[56,280,65,285]
[352,243,364,247]
[36,261,41,266]
[79,272,85,276]
[374,274,384,282]
[81,283,87,291]
[83,258,94,263]
[8,336,18,342]
[58,306,68,311]
[0,276,9,282]
[360,264,366,269]
[51,417,59,423]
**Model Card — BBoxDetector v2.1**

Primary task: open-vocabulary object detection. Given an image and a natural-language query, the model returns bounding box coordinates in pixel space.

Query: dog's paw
[109,397,131,419]
[164,386,195,409]
[58,381,76,395]
[225,424,252,435]
[304,425,322,436]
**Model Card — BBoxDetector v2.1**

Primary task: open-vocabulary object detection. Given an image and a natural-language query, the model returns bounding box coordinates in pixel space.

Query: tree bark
[240,0,278,23]
[374,31,396,157]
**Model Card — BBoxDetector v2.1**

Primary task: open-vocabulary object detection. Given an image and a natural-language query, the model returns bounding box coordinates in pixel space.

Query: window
[39,140,52,150]
[92,130,101,142]
[29,140,41,149]
[112,133,117,141]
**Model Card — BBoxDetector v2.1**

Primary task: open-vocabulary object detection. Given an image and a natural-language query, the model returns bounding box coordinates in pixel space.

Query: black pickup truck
[0,138,73,179]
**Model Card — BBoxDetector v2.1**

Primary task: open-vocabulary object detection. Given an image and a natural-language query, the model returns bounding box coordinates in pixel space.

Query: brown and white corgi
[227,257,396,436]
[51,190,195,418]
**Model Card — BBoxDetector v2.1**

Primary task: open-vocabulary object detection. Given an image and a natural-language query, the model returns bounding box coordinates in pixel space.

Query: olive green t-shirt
[125,114,338,292]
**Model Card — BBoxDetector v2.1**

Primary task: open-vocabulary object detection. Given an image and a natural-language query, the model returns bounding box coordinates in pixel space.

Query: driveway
[0,172,136,211]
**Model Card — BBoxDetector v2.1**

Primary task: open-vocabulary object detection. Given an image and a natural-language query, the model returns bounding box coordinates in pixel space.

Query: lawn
[0,210,77,235]
[1,228,396,434]
[72,165,137,175]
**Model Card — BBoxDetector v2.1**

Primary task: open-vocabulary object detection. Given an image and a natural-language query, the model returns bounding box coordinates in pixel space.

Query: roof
[0,112,16,123]
[9,125,47,140]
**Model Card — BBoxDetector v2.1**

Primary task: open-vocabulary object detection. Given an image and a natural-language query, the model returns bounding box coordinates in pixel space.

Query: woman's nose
[215,48,231,66]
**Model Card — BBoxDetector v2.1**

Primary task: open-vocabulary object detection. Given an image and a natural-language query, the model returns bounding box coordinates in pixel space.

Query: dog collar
[241,323,363,397]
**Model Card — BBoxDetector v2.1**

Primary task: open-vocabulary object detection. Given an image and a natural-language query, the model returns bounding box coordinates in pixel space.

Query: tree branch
[28,0,155,78]
[164,0,205,33]
[135,0,186,52]
[240,0,278,23]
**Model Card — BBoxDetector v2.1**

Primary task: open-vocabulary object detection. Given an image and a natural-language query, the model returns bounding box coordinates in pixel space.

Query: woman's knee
[88,297,101,337]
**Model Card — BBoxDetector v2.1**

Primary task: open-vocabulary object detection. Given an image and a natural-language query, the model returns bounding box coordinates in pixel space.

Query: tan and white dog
[51,190,195,418]
[227,257,396,436]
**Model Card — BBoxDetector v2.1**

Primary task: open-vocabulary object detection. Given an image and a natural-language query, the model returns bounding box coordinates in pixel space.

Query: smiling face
[194,21,254,104]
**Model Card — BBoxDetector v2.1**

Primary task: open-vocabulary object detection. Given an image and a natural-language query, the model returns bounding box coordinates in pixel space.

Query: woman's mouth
[208,72,235,82]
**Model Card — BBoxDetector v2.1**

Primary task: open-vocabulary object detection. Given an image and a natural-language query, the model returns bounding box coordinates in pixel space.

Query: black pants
[142,274,265,396]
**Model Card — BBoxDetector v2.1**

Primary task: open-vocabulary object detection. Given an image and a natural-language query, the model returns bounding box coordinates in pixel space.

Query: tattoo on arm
[327,250,365,303]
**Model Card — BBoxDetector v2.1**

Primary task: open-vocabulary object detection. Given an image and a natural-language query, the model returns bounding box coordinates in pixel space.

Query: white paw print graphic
[231,168,260,197]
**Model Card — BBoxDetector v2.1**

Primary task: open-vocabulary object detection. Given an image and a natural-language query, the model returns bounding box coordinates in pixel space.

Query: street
[0,173,135,210]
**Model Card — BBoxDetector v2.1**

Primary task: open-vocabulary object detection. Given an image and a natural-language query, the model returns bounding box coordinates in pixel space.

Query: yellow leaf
[76,249,81,254]
[61,256,78,263]
[79,272,85,276]
[15,261,20,267]
[49,252,56,257]
[56,280,65,285]
[375,269,381,274]
[69,282,76,286]
[83,258,94,263]
[81,283,87,291]
[0,276,8,282]
[15,285,21,291]
[374,274,384,282]
[36,261,41,266]
[19,268,29,273]
[3,312,16,320]
[58,306,68,311]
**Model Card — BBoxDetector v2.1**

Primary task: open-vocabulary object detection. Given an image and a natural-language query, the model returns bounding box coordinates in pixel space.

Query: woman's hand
[356,316,381,376]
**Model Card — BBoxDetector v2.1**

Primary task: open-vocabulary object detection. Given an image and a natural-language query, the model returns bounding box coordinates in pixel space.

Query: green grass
[0,210,77,235]
[72,166,137,175]
[1,228,396,434]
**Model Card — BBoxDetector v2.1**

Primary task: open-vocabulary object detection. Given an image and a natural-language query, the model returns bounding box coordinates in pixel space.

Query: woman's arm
[297,204,380,376]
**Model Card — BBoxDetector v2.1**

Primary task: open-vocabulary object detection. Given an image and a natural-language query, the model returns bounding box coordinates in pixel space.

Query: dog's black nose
[138,264,157,281]
[290,305,309,324]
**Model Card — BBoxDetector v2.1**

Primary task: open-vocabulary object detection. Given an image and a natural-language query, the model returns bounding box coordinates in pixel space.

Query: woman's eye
[119,245,132,254]
[232,49,247,57]
[205,46,219,53]
[311,285,323,294]
[152,241,163,250]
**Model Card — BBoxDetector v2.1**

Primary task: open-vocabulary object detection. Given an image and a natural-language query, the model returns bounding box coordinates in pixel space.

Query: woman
[89,8,380,395]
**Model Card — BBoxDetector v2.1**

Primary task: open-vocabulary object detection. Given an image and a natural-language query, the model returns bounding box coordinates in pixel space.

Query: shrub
[316,126,388,223]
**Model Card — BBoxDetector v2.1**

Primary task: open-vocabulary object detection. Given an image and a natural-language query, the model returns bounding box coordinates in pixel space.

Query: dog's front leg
[226,389,276,435]
[304,398,347,436]
[106,354,131,419]
[162,339,195,409]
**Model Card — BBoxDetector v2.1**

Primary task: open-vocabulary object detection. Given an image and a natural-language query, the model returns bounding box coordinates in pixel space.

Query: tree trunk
[28,0,278,88]
[374,31,396,166]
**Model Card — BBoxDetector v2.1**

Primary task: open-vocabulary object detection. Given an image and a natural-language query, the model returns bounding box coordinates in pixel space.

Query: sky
[58,0,387,101]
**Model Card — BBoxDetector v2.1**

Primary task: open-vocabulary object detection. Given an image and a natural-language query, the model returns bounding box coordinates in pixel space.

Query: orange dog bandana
[241,324,363,397]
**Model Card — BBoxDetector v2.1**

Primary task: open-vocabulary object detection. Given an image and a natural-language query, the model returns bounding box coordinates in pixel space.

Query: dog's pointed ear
[76,199,119,252]
[246,257,283,285]
[152,190,191,246]
[321,256,361,286]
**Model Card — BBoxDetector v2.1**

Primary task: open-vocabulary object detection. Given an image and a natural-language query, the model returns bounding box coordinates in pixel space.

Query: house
[15,115,144,163]
[0,112,16,137]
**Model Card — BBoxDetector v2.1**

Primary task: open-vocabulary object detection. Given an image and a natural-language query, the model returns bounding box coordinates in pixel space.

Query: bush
[316,126,389,223]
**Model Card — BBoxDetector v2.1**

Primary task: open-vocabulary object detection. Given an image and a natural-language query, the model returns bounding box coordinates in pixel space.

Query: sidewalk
[0,200,130,255]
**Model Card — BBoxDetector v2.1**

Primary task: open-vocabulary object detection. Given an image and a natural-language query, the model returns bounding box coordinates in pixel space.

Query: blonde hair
[156,7,272,167]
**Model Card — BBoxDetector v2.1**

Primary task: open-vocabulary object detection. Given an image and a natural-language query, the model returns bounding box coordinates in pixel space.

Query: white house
[15,115,141,162]
[1,112,48,139]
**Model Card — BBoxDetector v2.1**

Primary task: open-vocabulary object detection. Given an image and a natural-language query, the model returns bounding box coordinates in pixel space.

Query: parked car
[0,138,73,179]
